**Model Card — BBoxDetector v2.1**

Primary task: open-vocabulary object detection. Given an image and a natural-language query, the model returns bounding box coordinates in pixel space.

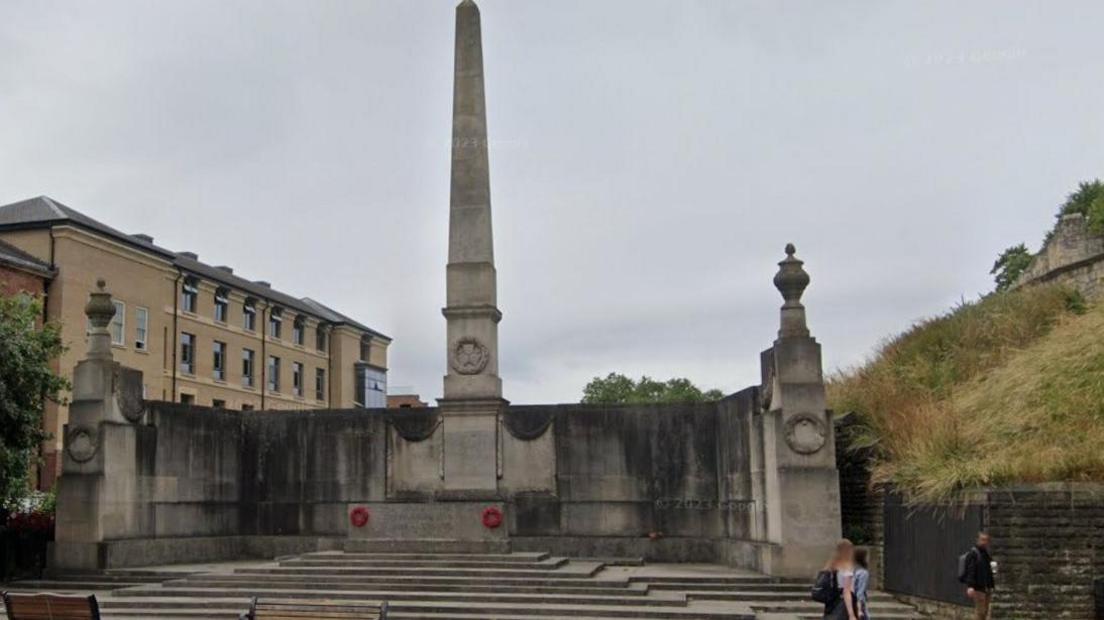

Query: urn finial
[773,244,810,338]
[85,278,116,359]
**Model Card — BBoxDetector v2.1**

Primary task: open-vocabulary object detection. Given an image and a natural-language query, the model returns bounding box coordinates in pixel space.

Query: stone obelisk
[439,0,505,496]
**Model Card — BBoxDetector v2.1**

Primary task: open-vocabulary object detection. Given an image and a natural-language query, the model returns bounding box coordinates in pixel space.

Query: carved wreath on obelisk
[783,413,827,455]
[66,427,99,463]
[450,337,489,375]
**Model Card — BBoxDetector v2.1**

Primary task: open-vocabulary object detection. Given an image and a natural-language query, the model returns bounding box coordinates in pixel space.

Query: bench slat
[3,592,100,620]
[247,597,386,620]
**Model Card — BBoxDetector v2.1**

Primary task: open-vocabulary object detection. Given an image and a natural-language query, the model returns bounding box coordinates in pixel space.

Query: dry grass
[828,283,1101,502]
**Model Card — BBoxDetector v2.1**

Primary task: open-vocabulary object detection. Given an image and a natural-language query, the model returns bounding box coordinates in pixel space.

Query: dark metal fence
[883,491,985,605]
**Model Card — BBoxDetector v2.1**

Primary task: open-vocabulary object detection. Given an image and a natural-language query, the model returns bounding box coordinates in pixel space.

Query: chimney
[132,234,154,244]
[177,251,198,261]
[254,280,271,288]
[215,266,234,274]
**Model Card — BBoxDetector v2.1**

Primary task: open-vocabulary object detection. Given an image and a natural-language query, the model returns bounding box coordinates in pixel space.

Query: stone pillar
[757,245,841,576]
[51,279,145,571]
[438,0,506,497]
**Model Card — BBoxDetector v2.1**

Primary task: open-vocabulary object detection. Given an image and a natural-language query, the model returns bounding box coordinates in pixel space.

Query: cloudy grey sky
[2,1,1102,403]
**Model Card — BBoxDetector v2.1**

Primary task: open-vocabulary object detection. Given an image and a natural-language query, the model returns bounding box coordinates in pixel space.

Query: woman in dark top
[822,539,859,620]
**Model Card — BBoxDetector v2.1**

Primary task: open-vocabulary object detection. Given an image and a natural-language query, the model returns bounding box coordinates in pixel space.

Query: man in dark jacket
[964,531,996,619]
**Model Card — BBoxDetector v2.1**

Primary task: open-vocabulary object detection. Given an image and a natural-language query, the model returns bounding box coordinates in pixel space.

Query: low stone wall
[60,392,769,567]
[133,403,389,540]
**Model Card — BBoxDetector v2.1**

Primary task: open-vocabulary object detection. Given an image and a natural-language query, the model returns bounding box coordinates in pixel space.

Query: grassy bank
[829,283,1103,502]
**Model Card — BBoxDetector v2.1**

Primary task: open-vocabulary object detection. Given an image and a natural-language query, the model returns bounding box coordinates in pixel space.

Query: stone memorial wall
[49,0,842,579]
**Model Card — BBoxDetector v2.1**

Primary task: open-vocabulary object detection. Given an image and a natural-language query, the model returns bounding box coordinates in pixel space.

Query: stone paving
[2,551,922,619]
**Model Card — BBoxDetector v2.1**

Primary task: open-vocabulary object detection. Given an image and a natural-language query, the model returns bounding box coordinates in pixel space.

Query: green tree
[1088,192,1104,236]
[1044,179,1104,244]
[0,294,68,508]
[582,373,724,404]
[990,243,1033,292]
[1059,179,1104,218]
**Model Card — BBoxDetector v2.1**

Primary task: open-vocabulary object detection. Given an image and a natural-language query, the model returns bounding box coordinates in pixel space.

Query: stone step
[648,583,809,593]
[233,564,603,579]
[352,600,752,619]
[754,602,922,618]
[793,615,920,620]
[105,569,201,578]
[47,572,178,583]
[577,557,646,567]
[302,551,551,563]
[3,579,141,591]
[686,590,910,604]
[382,615,750,620]
[190,573,634,589]
[97,596,752,619]
[2,609,242,620]
[344,539,511,554]
[630,576,806,585]
[278,556,568,570]
[173,577,649,596]
[112,585,692,608]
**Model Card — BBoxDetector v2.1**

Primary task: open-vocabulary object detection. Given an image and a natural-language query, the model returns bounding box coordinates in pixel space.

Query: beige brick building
[0,196,391,488]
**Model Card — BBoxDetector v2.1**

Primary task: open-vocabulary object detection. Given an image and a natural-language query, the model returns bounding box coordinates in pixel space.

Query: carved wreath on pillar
[450,337,489,375]
[66,427,99,463]
[783,413,827,455]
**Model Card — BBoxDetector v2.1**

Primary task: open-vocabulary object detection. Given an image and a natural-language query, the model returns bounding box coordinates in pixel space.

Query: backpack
[812,569,839,604]
[957,548,976,584]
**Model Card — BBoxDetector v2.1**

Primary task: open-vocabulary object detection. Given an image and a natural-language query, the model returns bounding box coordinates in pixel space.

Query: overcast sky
[2,1,1102,404]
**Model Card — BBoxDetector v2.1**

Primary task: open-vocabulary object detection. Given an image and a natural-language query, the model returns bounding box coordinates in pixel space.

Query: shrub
[990,243,1032,291]
[828,284,1094,503]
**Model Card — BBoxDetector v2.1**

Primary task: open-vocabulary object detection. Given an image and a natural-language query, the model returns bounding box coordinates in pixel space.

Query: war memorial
[28,2,903,618]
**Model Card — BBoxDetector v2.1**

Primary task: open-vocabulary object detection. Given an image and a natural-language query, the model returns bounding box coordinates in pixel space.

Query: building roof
[0,238,55,279]
[0,196,174,258]
[0,196,389,340]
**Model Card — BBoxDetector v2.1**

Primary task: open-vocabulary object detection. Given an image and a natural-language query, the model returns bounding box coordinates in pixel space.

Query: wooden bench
[240,598,388,620]
[2,592,101,620]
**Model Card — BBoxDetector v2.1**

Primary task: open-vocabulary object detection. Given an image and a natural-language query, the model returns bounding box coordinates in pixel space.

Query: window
[292,316,305,346]
[267,356,280,392]
[181,277,198,313]
[292,362,303,397]
[241,403,254,411]
[269,307,283,339]
[316,326,328,352]
[212,399,226,409]
[213,341,226,381]
[110,301,125,345]
[243,298,257,331]
[315,368,326,401]
[135,307,148,351]
[180,393,195,405]
[180,332,196,374]
[354,364,387,408]
[359,335,372,362]
[242,349,255,388]
[214,287,229,322]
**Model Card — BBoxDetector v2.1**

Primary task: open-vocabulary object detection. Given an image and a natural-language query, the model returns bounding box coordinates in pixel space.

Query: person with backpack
[958,531,996,619]
[853,548,870,619]
[812,539,859,620]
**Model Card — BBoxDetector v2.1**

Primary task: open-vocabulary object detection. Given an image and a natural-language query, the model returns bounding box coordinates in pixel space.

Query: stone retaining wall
[1015,212,1104,298]
[836,420,1104,618]
[986,485,1104,619]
